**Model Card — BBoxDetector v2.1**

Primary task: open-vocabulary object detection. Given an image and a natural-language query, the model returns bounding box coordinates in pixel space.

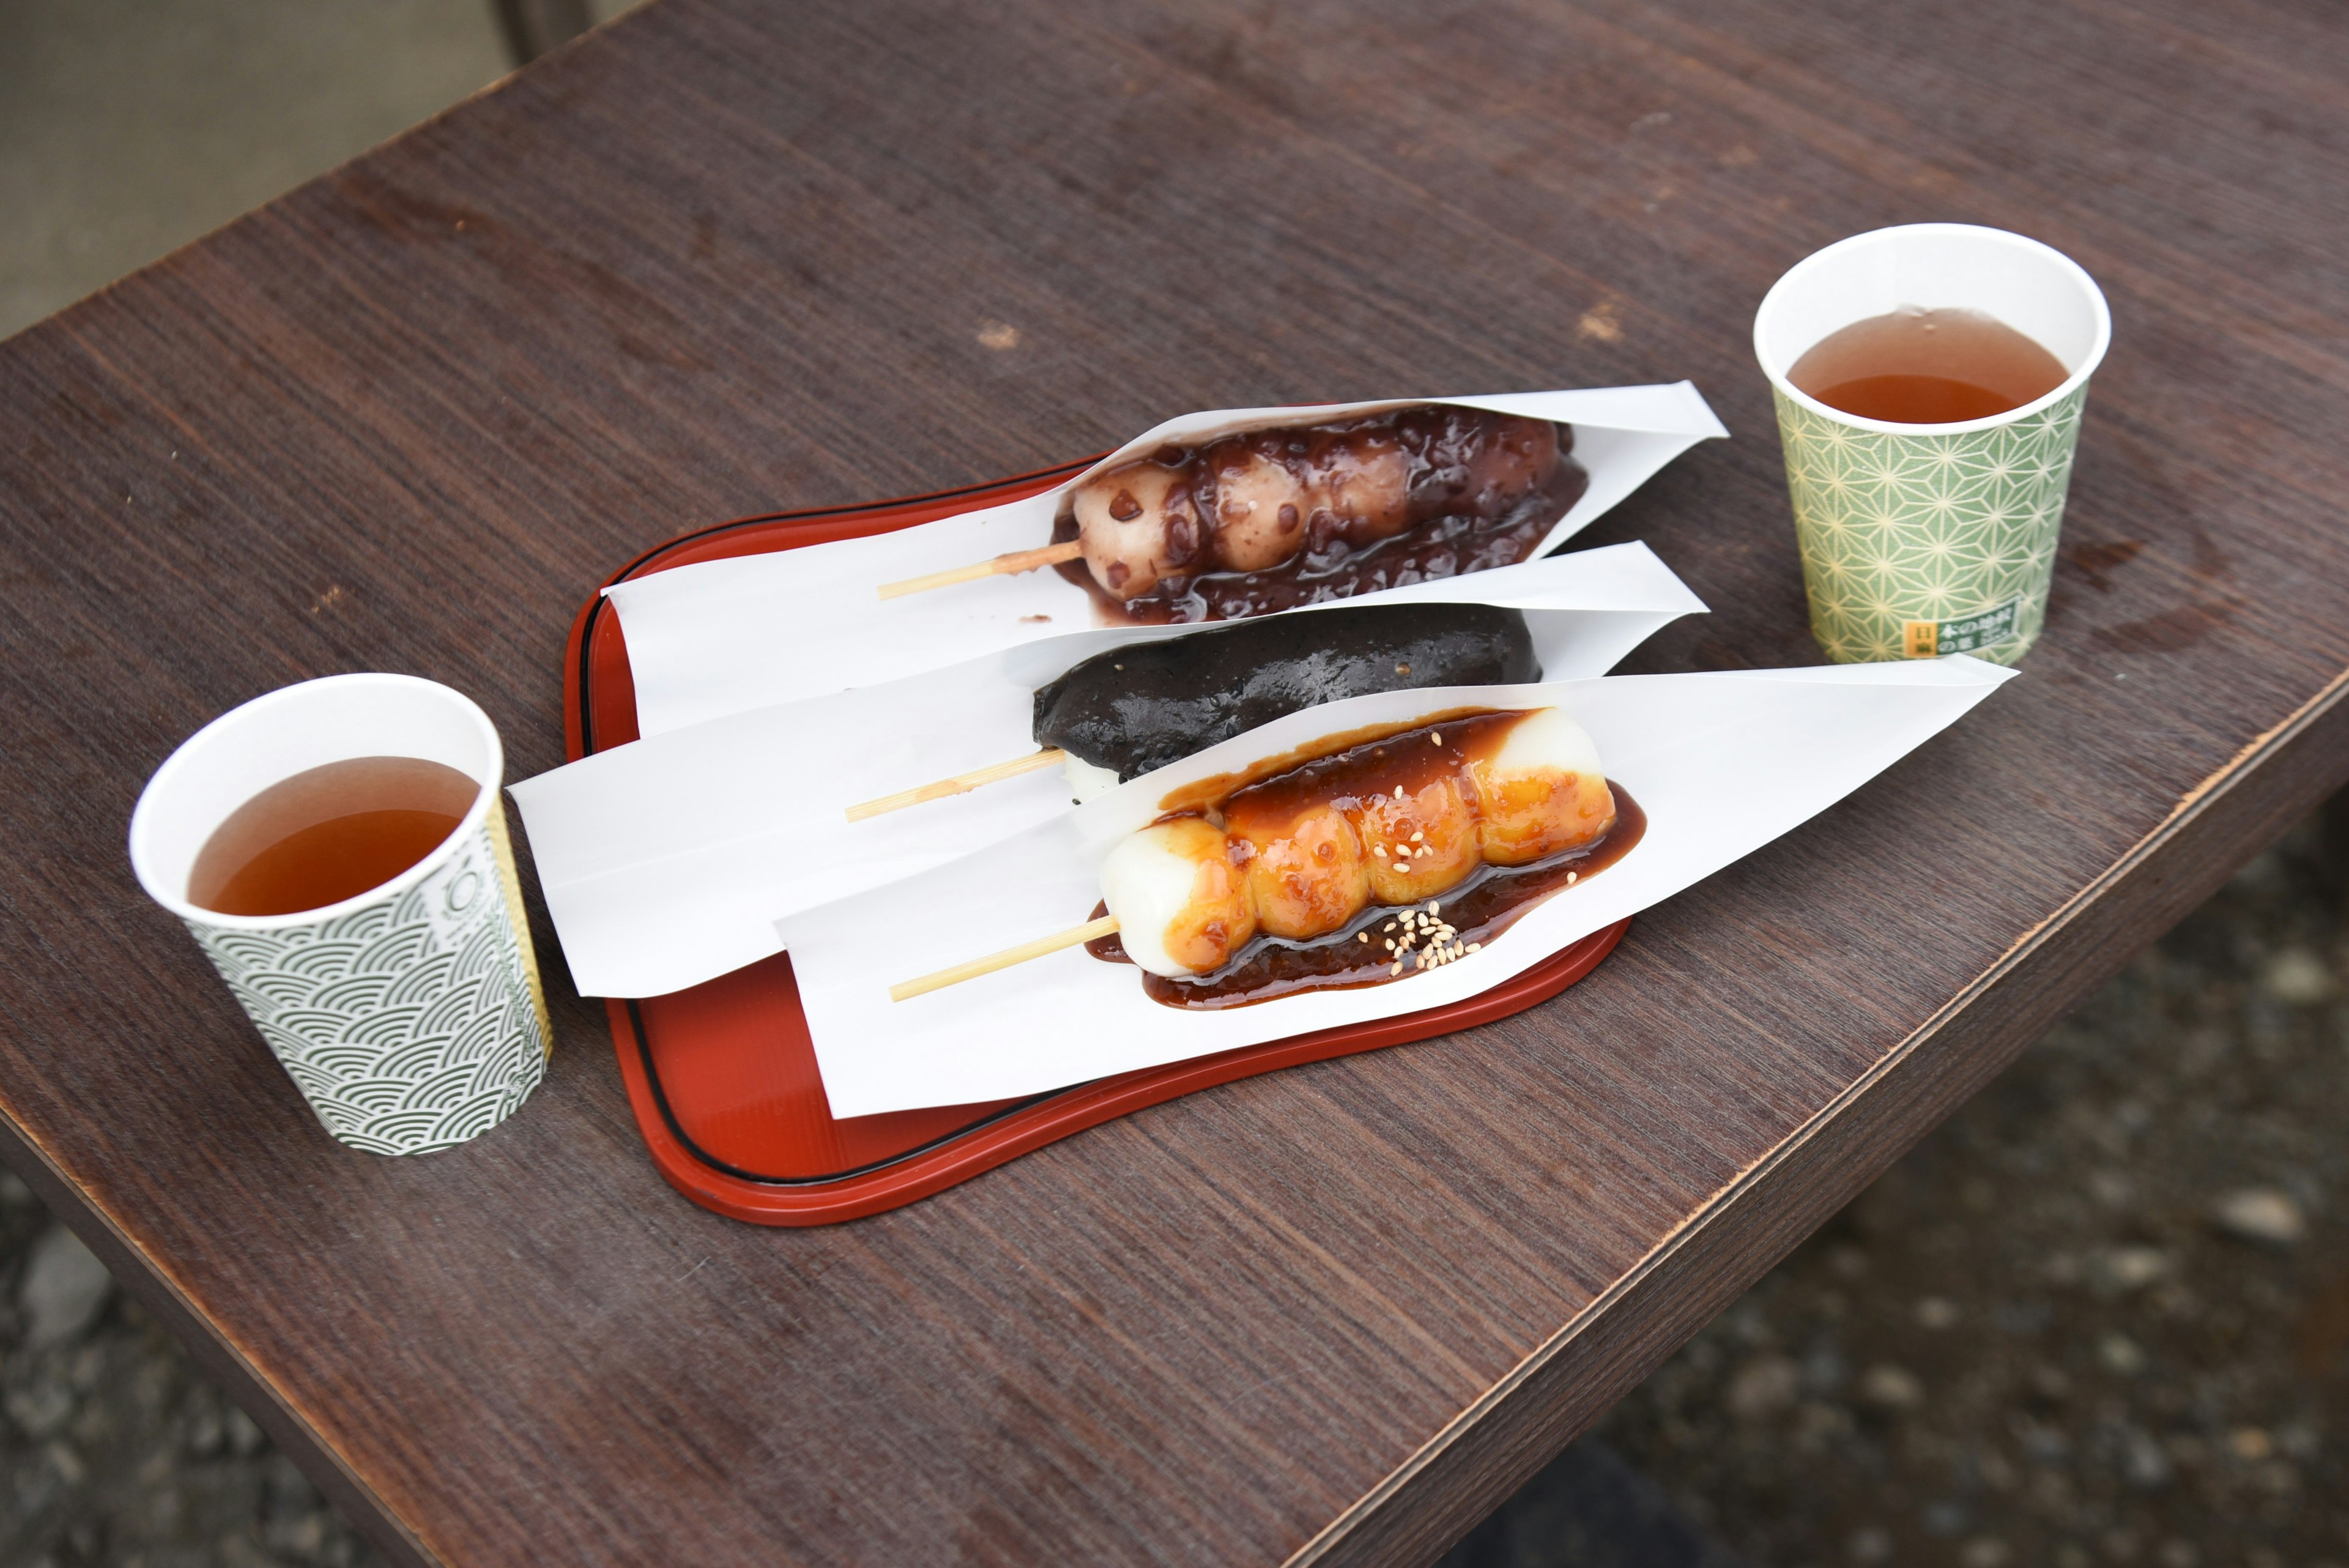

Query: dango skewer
[873,406,1570,610]
[887,707,1616,1002]
[844,600,1540,821]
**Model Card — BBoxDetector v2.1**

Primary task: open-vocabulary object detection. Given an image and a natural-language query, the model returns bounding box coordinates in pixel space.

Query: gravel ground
[7,807,2345,1567]
[1571,803,2349,1568]
[0,1178,384,1568]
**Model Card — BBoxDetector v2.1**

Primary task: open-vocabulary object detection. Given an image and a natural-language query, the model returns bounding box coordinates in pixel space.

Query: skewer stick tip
[889,914,1120,1001]
[844,749,1068,822]
[878,539,1084,600]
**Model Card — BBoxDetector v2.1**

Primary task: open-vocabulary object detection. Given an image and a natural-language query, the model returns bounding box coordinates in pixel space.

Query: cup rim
[128,673,505,932]
[1753,223,2112,437]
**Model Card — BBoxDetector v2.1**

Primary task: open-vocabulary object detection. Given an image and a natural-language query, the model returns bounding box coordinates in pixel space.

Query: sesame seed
[1389,960,1402,976]
[1427,901,1439,914]
[1357,931,1368,943]
[1373,845,1387,858]
[1431,732,1442,746]
[1410,831,1424,843]
[1567,871,1578,885]
[1467,942,1482,953]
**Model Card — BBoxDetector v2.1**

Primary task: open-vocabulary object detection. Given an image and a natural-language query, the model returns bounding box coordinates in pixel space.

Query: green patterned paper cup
[130,675,551,1156]
[1755,224,2111,664]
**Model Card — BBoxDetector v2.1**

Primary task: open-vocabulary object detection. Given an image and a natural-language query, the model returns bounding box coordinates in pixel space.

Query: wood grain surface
[4,0,2346,1562]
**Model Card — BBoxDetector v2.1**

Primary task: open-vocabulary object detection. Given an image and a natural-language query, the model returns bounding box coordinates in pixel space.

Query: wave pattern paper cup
[1754,225,2111,665]
[129,675,551,1156]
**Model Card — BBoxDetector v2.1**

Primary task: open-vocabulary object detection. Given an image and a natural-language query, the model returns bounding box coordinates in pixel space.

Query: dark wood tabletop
[5,0,2345,1562]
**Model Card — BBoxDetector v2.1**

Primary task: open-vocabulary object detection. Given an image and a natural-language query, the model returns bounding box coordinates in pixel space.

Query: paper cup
[1754,224,2111,664]
[129,675,552,1155]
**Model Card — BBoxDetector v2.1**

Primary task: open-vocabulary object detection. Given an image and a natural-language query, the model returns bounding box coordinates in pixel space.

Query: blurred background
[0,0,625,338]
[3,5,2345,1567]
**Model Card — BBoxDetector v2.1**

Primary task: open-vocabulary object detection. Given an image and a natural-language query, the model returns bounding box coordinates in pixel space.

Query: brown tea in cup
[187,756,481,918]
[1789,305,2068,425]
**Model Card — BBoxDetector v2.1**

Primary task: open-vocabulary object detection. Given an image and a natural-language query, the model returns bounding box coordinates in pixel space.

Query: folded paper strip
[777,658,2017,1118]
[511,543,1705,998]
[603,384,1729,734]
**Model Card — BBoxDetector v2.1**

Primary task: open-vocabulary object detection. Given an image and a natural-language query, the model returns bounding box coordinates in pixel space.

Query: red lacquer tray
[562,461,1631,1225]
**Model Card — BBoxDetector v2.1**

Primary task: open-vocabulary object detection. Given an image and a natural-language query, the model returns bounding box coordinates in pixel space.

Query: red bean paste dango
[1049,407,1588,625]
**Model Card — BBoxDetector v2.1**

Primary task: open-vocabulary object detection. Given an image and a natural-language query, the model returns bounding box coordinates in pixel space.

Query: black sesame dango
[845,600,1542,822]
[1033,601,1540,799]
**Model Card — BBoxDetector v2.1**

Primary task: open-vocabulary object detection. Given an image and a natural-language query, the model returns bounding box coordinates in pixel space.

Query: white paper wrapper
[607,385,1727,735]
[511,543,1705,999]
[777,657,2017,1119]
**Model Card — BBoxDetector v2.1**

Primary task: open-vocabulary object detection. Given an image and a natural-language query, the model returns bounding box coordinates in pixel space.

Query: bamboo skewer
[844,748,1069,822]
[877,539,1084,600]
[889,915,1120,1002]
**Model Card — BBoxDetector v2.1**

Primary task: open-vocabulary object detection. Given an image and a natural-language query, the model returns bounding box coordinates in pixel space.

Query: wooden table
[4,1,2343,1562]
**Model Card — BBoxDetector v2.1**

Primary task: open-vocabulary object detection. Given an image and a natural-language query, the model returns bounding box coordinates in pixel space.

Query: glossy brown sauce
[1087,786,1644,1008]
[1053,445,1589,625]
[1157,705,1507,818]
[1220,709,1527,836]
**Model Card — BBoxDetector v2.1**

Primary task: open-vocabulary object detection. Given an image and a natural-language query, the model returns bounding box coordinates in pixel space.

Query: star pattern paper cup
[129,675,552,1156]
[1754,225,2111,664]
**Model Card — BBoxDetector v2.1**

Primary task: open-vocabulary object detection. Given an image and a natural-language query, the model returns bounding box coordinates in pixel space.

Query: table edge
[1291,658,2349,1568]
[12,656,2347,1568]
[0,1108,443,1568]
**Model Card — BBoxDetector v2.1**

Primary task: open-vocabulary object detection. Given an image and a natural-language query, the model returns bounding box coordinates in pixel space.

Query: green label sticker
[1904,598,2021,658]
